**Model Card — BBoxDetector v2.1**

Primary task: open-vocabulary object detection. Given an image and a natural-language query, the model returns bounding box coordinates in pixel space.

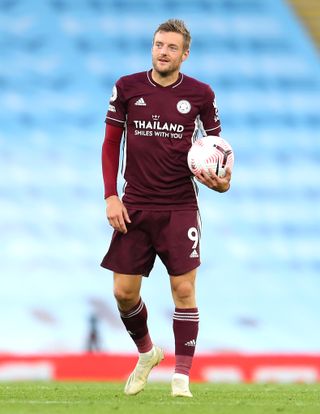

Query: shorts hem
[168,263,201,277]
[100,262,153,277]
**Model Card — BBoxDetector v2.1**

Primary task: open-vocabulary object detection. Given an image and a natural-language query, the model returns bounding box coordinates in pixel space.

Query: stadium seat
[0,0,319,354]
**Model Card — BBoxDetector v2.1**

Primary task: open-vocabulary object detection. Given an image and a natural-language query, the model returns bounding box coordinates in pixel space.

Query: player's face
[152,31,189,77]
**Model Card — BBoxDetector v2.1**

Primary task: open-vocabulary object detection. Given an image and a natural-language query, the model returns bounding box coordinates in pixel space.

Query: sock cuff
[173,308,199,322]
[119,298,144,318]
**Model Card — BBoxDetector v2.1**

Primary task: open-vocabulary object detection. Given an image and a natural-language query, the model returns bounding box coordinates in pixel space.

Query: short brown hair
[153,19,191,51]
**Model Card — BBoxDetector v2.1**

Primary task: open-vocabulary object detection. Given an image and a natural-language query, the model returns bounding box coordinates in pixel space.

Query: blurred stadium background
[1,0,319,381]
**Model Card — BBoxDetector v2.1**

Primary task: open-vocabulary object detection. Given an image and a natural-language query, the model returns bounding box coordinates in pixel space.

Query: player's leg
[113,273,151,351]
[102,209,160,346]
[170,269,198,397]
[101,210,164,395]
[153,209,201,397]
[113,272,164,395]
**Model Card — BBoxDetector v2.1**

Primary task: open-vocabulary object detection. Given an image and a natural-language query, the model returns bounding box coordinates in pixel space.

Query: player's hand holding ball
[196,166,232,192]
[187,135,234,192]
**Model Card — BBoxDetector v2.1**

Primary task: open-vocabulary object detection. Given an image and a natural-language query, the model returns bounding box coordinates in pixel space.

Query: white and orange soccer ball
[187,135,234,178]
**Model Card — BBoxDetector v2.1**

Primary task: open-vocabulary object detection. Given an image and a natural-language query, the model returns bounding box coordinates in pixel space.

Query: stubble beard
[152,57,181,78]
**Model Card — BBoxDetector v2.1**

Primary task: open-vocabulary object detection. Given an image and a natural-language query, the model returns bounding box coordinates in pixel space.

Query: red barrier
[0,353,319,382]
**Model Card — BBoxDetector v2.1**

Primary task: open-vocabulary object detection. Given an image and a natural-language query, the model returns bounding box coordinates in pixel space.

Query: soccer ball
[187,135,234,178]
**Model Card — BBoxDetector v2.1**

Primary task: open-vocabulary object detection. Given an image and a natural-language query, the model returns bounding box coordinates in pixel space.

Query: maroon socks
[119,300,199,376]
[173,307,199,376]
[119,298,153,353]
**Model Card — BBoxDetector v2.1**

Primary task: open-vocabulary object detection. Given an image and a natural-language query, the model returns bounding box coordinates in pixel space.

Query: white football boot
[171,373,193,397]
[124,345,164,395]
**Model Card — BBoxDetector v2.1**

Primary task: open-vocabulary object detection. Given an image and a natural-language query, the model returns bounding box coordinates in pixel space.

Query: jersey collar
[146,69,184,89]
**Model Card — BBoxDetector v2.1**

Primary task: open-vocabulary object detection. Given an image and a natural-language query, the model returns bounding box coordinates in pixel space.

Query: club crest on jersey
[177,100,191,114]
[110,85,117,102]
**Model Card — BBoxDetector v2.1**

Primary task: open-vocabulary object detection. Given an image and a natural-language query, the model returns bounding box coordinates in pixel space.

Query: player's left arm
[195,168,231,193]
[199,84,221,137]
[198,85,232,192]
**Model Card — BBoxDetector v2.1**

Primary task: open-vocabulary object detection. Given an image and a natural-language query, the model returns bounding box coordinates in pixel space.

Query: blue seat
[0,0,320,354]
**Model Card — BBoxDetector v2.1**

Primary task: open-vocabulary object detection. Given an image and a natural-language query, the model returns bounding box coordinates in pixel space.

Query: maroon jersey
[105,70,221,210]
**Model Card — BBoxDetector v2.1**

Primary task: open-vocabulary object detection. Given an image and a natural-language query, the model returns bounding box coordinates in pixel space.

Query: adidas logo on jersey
[185,339,196,347]
[189,249,199,258]
[134,97,146,106]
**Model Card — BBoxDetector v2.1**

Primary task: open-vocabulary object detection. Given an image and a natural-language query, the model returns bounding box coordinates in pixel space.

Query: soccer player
[101,19,231,397]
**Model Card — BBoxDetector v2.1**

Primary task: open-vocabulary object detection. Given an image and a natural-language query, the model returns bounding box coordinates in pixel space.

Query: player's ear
[182,49,190,62]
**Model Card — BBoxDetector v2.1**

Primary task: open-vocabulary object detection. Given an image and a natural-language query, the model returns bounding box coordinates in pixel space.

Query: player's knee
[172,281,194,302]
[113,286,137,306]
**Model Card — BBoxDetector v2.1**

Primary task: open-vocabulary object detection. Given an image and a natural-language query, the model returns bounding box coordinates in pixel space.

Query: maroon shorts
[101,209,201,276]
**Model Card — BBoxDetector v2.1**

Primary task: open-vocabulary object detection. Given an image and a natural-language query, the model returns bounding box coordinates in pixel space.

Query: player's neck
[151,69,180,87]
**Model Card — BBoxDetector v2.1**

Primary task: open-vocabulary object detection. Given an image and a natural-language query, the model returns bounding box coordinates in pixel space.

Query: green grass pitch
[0,382,319,414]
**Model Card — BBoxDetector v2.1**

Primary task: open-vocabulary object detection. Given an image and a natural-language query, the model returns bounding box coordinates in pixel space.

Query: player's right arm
[102,123,131,234]
[105,195,131,234]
